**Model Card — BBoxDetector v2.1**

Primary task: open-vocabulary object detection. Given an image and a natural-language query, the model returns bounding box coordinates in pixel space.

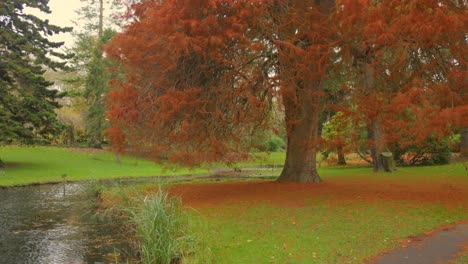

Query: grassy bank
[0,146,207,186]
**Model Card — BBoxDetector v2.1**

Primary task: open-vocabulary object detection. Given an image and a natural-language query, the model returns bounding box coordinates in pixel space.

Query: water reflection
[0,183,132,264]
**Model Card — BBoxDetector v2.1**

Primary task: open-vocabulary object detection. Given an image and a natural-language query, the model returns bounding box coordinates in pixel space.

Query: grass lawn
[450,250,468,264]
[104,162,468,263]
[3,146,468,262]
[200,201,466,263]
[0,146,207,186]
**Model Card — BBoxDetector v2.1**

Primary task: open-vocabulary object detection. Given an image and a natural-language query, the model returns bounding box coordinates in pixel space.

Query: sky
[26,0,86,49]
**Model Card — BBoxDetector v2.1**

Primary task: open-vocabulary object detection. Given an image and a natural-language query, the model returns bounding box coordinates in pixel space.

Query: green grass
[0,146,207,186]
[226,154,468,184]
[450,251,468,264]
[185,162,467,263]
[108,162,467,263]
[235,152,287,167]
[198,201,467,264]
[5,146,464,187]
[4,146,467,262]
[319,162,468,181]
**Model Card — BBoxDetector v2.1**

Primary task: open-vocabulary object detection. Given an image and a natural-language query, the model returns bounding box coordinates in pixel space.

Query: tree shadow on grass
[2,162,47,170]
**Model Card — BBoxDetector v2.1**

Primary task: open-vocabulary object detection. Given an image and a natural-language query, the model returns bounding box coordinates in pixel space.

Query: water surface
[0,183,132,264]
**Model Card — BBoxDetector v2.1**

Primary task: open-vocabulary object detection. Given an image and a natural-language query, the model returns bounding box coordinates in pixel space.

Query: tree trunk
[98,0,104,38]
[277,88,322,183]
[337,145,346,165]
[368,123,380,172]
[362,61,382,172]
[461,127,468,157]
[69,125,75,146]
[93,117,103,149]
[274,0,334,183]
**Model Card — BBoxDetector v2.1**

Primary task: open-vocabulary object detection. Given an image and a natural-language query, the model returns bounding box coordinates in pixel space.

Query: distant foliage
[321,112,352,152]
[268,136,286,152]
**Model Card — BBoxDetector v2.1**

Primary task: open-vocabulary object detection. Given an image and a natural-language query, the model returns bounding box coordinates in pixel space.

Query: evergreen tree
[84,29,115,148]
[0,0,71,144]
[69,0,121,148]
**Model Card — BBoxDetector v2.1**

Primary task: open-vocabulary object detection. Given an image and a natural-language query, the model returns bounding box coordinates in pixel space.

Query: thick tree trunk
[274,0,334,183]
[461,127,468,157]
[277,88,322,183]
[337,145,346,165]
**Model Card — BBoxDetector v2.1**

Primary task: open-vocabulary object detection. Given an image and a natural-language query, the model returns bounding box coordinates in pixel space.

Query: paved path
[372,223,468,264]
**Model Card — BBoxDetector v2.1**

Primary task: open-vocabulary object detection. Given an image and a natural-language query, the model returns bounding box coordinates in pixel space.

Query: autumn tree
[265,0,336,182]
[106,0,337,182]
[106,0,466,182]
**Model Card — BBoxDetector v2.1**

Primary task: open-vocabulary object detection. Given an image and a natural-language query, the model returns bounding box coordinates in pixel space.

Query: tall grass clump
[129,188,210,264]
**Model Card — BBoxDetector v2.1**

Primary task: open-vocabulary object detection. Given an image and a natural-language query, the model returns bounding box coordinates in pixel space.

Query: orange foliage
[106,0,274,165]
[335,0,467,155]
[106,0,466,173]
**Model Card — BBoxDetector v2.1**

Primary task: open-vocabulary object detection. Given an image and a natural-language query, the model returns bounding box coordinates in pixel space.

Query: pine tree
[0,0,71,144]
[84,29,115,148]
[70,0,121,148]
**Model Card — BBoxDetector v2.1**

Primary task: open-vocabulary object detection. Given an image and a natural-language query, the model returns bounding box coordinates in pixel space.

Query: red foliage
[335,0,467,156]
[106,0,274,165]
[105,0,466,176]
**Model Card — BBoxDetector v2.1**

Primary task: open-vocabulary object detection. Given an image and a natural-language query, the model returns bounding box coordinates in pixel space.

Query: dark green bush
[267,136,286,152]
[393,137,451,166]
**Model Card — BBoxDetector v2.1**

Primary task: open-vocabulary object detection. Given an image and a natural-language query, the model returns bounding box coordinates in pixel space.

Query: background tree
[44,70,88,146]
[321,112,352,165]
[0,0,71,146]
[68,0,122,148]
[461,128,468,157]
[336,0,467,170]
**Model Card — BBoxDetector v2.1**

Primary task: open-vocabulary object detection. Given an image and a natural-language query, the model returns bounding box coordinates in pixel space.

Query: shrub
[449,133,461,152]
[393,137,451,166]
[267,136,286,152]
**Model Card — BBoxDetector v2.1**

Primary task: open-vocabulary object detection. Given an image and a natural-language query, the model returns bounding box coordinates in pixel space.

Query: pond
[0,173,273,264]
[0,183,134,264]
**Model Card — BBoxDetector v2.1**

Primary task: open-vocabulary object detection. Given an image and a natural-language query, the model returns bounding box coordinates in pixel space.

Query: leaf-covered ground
[160,165,468,263]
